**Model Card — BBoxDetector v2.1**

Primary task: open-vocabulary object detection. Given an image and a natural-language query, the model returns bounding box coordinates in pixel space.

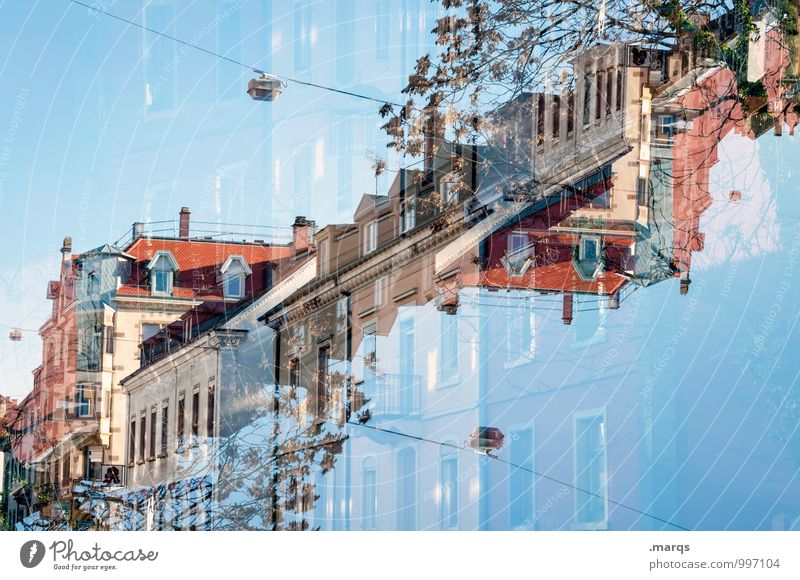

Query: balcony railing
[361,373,421,417]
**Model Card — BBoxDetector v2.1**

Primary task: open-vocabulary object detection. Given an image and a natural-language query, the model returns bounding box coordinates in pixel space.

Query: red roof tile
[125,238,291,270]
[116,284,225,300]
[483,260,627,295]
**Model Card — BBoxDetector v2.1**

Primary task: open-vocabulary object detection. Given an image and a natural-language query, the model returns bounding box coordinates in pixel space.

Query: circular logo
[19,540,46,568]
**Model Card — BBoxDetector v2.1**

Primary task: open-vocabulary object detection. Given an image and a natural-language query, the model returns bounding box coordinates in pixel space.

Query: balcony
[361,373,421,417]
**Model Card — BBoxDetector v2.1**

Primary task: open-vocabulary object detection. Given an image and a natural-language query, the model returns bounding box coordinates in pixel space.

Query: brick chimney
[179,207,191,238]
[562,292,574,325]
[61,236,72,259]
[292,216,314,255]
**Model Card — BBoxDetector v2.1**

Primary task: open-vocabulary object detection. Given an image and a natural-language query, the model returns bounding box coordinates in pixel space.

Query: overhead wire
[65,0,407,109]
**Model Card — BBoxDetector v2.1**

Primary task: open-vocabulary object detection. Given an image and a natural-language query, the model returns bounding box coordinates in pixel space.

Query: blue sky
[0,0,436,398]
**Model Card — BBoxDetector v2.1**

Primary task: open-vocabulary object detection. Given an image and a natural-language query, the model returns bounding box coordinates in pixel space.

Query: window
[293,2,311,72]
[439,178,458,204]
[595,71,603,121]
[319,239,329,275]
[657,114,675,144]
[335,0,355,83]
[374,276,384,307]
[438,313,458,382]
[129,419,136,465]
[575,411,607,525]
[148,251,177,295]
[220,255,250,299]
[398,316,415,413]
[636,177,649,206]
[509,428,535,527]
[616,69,623,111]
[316,345,330,418]
[141,323,160,342]
[139,414,146,462]
[207,385,215,436]
[223,273,243,298]
[582,74,592,126]
[289,357,300,391]
[143,2,176,113]
[589,183,611,209]
[191,390,200,438]
[375,0,390,61]
[364,221,378,254]
[216,1,242,99]
[88,272,100,296]
[579,237,600,262]
[152,270,171,294]
[507,233,529,259]
[79,325,102,371]
[567,93,575,134]
[361,324,377,381]
[396,447,416,530]
[149,408,157,459]
[440,447,458,529]
[161,402,169,456]
[104,326,114,353]
[76,384,94,417]
[506,304,534,364]
[177,394,185,452]
[536,94,545,144]
[606,70,613,116]
[552,95,561,139]
[400,198,416,233]
[362,458,377,530]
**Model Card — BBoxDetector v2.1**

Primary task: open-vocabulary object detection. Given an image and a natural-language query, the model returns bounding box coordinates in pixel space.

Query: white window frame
[363,221,378,254]
[572,408,608,530]
[579,236,601,262]
[76,384,94,418]
[223,273,244,298]
[400,198,416,233]
[508,424,535,529]
[219,255,251,299]
[506,232,530,259]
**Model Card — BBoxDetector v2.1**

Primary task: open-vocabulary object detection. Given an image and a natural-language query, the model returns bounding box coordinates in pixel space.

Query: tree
[381,0,797,168]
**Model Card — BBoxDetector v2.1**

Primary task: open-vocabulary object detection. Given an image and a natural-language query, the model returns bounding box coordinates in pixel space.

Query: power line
[66,0,406,109]
[347,420,689,531]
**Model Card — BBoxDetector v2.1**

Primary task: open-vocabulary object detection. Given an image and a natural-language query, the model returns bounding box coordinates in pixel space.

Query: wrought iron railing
[361,373,421,417]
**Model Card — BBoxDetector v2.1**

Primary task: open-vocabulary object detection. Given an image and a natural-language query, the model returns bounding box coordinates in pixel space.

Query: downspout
[342,291,352,531]
[269,319,281,531]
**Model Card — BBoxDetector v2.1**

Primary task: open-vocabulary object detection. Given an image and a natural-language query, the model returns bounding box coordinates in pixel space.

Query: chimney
[132,222,145,241]
[179,207,191,238]
[562,292,574,325]
[292,216,314,255]
[60,236,72,270]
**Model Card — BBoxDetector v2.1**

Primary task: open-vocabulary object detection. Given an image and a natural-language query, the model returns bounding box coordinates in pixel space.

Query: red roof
[483,260,627,295]
[116,284,225,300]
[125,238,290,270]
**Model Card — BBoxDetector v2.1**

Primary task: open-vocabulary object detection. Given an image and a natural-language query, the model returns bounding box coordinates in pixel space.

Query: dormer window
[147,251,179,296]
[220,255,252,299]
[579,237,600,262]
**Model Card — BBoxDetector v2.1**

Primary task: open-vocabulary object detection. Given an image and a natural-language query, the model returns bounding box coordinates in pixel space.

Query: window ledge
[157,453,167,459]
[136,460,145,465]
[147,457,156,463]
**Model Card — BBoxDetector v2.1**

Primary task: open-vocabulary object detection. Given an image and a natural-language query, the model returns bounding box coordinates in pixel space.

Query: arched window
[146,251,179,296]
[220,255,251,299]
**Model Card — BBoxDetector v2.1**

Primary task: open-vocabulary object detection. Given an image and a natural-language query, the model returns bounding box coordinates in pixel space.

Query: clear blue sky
[0,0,437,399]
